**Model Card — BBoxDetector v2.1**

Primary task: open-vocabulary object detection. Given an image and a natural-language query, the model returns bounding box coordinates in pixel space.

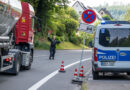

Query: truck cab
[92,21,130,79]
[0,0,35,75]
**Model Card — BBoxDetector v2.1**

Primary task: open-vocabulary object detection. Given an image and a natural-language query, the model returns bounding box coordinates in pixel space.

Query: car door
[97,28,118,66]
[118,29,130,62]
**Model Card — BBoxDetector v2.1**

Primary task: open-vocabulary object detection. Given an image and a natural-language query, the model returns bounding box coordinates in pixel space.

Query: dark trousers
[49,48,56,58]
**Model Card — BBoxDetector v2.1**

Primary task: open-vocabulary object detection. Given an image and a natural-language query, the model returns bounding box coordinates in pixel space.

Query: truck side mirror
[34,16,42,33]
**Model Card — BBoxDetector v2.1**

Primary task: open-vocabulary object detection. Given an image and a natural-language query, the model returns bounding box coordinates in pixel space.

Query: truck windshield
[99,28,130,47]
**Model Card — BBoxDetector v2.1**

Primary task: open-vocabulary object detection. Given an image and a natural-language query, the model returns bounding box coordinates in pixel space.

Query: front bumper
[93,63,130,72]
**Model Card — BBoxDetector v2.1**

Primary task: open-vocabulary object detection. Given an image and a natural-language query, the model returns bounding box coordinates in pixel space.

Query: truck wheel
[127,72,130,75]
[24,52,33,70]
[92,69,99,80]
[6,52,21,75]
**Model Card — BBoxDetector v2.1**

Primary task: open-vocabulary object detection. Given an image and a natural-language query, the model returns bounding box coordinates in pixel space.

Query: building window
[101,11,104,15]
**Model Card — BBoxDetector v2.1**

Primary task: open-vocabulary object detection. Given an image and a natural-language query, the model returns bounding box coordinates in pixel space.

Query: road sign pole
[72,9,96,83]
[78,31,87,77]
[72,32,87,83]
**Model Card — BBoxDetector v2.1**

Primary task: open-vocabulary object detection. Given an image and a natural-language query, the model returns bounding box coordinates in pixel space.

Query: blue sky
[69,0,130,7]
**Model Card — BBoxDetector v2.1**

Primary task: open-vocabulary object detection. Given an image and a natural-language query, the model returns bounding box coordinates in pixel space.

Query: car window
[118,29,130,47]
[99,28,130,47]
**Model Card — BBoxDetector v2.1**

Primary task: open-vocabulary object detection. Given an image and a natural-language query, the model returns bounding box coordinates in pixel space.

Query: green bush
[69,36,80,45]
[60,36,65,41]
[55,36,66,42]
[34,40,50,49]
[102,14,112,20]
[56,36,61,41]
[34,40,40,48]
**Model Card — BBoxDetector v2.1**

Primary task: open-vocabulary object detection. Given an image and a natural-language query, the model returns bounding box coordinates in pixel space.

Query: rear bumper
[93,63,130,72]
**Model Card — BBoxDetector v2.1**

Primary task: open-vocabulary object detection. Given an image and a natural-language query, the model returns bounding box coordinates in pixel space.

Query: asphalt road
[87,72,130,90]
[0,50,92,90]
[1,50,130,90]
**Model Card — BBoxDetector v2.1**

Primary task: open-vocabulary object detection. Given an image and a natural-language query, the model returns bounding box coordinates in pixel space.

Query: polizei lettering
[99,55,116,60]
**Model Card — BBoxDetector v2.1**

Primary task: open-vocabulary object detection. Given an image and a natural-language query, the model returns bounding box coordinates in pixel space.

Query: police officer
[48,33,60,60]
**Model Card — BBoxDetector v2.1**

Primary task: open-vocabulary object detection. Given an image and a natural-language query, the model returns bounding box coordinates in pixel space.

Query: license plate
[101,61,115,66]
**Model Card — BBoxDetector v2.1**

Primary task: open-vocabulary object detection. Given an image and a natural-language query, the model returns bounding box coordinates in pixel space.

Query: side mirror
[88,41,93,48]
[34,16,42,33]
[37,28,41,32]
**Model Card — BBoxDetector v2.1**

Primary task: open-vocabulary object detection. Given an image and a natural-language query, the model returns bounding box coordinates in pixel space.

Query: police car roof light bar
[101,21,130,25]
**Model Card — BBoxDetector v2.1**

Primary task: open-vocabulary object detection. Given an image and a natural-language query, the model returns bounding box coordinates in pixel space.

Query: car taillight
[13,58,15,61]
[5,58,9,62]
[94,48,97,62]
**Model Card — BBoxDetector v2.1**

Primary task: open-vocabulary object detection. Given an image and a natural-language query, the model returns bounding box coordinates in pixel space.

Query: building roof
[72,1,87,10]
[99,8,113,19]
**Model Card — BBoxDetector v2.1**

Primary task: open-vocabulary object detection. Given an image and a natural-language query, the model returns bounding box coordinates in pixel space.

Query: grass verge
[35,41,89,50]
[81,82,88,90]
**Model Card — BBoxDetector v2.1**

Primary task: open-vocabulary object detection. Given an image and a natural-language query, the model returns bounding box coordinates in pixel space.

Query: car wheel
[92,69,99,80]
[127,72,130,75]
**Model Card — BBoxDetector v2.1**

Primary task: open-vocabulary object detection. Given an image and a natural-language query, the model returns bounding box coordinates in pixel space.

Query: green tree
[64,18,79,36]
[102,14,112,20]
[94,21,101,30]
[124,9,130,21]
[21,0,84,47]
[36,0,69,36]
[65,7,79,20]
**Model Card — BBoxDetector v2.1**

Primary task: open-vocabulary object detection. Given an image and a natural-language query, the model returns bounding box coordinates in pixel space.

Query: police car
[92,21,130,79]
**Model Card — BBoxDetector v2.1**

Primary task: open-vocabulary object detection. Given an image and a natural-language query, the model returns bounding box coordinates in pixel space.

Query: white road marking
[84,68,92,76]
[28,58,91,90]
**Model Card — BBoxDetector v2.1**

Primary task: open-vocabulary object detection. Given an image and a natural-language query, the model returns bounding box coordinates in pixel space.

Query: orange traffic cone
[72,68,83,83]
[79,66,84,77]
[74,68,78,77]
[72,68,78,82]
[59,61,65,72]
